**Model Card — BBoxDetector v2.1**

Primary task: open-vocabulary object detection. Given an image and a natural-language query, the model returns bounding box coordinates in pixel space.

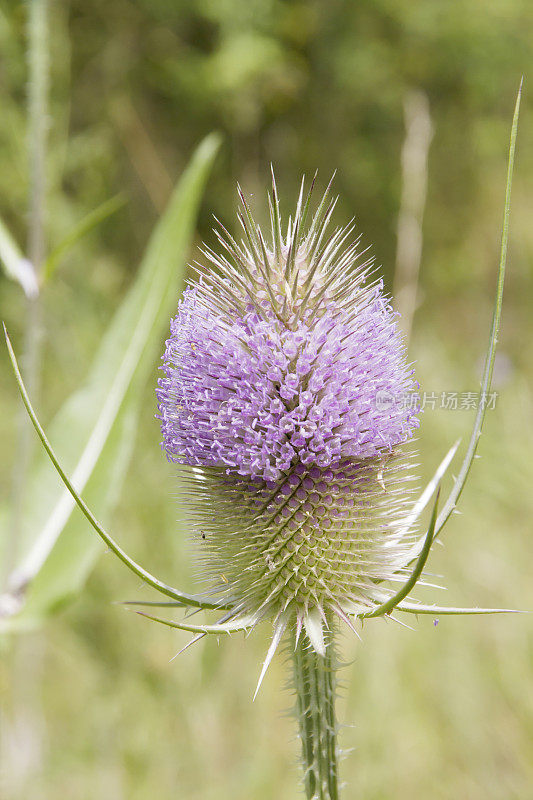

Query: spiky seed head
[157,176,420,646]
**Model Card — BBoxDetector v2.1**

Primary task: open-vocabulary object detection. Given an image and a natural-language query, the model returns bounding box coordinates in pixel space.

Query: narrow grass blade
[43,193,126,283]
[435,82,522,541]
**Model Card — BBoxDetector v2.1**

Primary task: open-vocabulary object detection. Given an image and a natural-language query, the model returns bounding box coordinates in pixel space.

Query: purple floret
[157,280,419,483]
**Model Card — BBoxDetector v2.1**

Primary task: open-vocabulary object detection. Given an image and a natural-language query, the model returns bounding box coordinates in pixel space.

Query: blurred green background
[1,1,533,798]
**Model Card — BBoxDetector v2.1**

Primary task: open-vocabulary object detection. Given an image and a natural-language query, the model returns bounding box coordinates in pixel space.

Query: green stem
[28,0,48,277]
[7,0,48,588]
[293,632,339,800]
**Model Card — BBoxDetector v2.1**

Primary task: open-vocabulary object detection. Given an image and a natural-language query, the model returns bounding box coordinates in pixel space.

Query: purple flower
[157,176,420,648]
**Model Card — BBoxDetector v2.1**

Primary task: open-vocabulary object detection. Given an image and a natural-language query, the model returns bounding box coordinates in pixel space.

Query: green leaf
[2,133,221,630]
[0,214,38,297]
[42,193,127,283]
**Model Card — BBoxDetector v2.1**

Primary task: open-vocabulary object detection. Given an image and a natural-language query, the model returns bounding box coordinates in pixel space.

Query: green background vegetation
[1,1,533,798]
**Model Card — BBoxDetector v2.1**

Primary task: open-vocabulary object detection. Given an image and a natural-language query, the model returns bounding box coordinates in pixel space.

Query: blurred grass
[1,1,533,798]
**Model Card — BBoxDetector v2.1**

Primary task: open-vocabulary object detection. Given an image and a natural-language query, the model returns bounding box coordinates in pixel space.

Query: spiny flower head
[157,175,420,653]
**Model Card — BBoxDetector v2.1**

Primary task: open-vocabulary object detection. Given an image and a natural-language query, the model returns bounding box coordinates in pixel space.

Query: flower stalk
[293,627,339,800]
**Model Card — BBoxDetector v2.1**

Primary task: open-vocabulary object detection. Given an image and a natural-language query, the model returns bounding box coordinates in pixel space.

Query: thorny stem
[293,630,339,800]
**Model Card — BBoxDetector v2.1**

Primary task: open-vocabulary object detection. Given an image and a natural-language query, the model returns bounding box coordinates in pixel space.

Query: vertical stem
[28,0,48,278]
[393,89,432,343]
[4,5,49,795]
[293,634,339,800]
[7,0,48,584]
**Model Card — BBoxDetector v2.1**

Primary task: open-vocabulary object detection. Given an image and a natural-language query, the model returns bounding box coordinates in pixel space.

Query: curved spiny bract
[157,176,421,650]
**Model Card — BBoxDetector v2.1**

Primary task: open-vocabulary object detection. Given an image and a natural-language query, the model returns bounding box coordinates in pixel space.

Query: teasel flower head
[156,174,425,663]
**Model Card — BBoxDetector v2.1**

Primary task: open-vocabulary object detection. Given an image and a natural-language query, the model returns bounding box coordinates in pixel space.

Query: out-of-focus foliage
[1,1,532,799]
[1,134,219,630]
